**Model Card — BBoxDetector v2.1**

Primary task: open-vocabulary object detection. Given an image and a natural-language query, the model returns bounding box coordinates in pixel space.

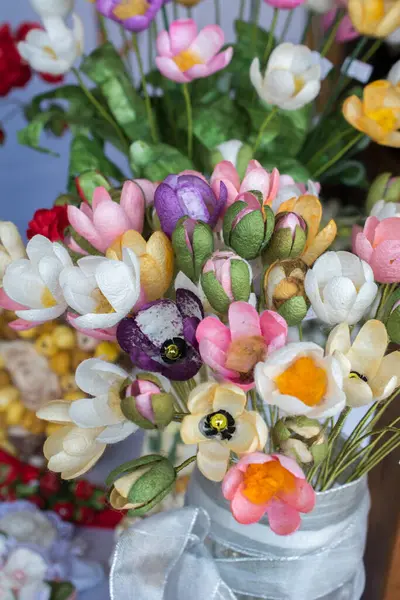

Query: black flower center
[349,371,368,382]
[200,410,236,441]
[161,337,187,364]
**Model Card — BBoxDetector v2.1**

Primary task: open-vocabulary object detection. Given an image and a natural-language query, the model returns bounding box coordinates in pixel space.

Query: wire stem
[132,34,158,143]
[182,83,193,160]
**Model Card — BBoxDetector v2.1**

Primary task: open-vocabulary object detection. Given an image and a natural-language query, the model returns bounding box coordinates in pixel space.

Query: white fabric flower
[388,59,400,84]
[305,0,335,13]
[60,248,141,330]
[3,234,72,322]
[30,0,74,18]
[0,511,56,548]
[304,251,378,325]
[370,198,400,220]
[0,222,26,286]
[18,14,83,76]
[255,342,346,418]
[326,320,400,407]
[215,140,244,167]
[0,548,48,599]
[250,43,321,111]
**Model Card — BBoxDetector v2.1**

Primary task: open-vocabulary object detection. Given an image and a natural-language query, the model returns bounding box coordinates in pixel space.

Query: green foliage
[130,140,193,179]
[68,135,125,192]
[189,96,248,150]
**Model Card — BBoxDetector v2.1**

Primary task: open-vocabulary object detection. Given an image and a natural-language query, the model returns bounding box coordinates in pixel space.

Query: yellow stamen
[225,336,266,374]
[243,461,296,505]
[113,0,150,19]
[275,356,328,407]
[41,287,57,308]
[43,46,58,60]
[92,289,115,314]
[173,49,203,72]
[164,343,181,361]
[365,108,397,133]
[210,413,228,432]
[293,76,304,95]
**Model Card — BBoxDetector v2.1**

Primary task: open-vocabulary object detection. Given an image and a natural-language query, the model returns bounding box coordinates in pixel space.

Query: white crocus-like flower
[60,248,141,330]
[326,320,400,407]
[0,548,48,600]
[388,59,400,85]
[30,0,74,19]
[255,342,346,419]
[18,14,84,76]
[305,0,335,13]
[3,235,72,322]
[370,198,400,220]
[304,251,378,326]
[0,222,26,286]
[250,43,321,111]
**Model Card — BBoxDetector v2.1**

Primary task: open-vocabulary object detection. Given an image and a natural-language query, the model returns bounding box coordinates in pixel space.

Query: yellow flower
[348,0,400,38]
[275,195,337,266]
[106,230,174,302]
[343,81,400,148]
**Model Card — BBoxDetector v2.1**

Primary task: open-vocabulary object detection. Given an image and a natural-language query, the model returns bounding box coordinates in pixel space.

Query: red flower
[28,495,46,509]
[0,462,19,486]
[73,480,95,501]
[93,509,124,528]
[27,206,69,242]
[40,471,61,495]
[74,506,96,525]
[0,24,31,97]
[53,501,74,521]
[20,463,40,484]
[0,127,5,146]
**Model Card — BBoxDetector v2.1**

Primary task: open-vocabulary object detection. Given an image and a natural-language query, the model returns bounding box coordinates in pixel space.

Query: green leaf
[106,454,164,487]
[262,157,311,183]
[48,581,76,600]
[81,43,152,142]
[189,97,248,150]
[129,140,193,179]
[75,171,111,204]
[68,135,126,190]
[322,159,368,187]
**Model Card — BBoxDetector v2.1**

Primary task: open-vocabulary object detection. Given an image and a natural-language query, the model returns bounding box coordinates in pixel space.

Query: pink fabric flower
[353,216,400,283]
[323,2,359,43]
[222,452,315,534]
[264,0,306,7]
[68,181,146,253]
[155,19,233,83]
[210,160,280,214]
[0,288,43,330]
[196,301,288,391]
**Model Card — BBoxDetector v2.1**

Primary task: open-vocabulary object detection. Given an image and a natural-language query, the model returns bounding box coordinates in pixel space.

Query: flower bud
[172,217,214,281]
[366,172,400,213]
[273,417,328,466]
[121,373,175,430]
[211,140,253,179]
[263,211,307,264]
[263,258,309,326]
[201,250,253,314]
[107,455,176,515]
[223,192,275,260]
[385,288,400,344]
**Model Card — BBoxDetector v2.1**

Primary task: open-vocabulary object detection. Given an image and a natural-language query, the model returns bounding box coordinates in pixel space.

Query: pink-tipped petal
[135,179,158,206]
[265,168,280,205]
[374,217,400,246]
[67,205,105,252]
[189,24,225,62]
[9,318,44,331]
[135,393,155,422]
[169,18,197,55]
[92,201,132,247]
[92,186,112,210]
[120,180,145,233]
[370,240,400,283]
[260,310,288,353]
[156,29,172,57]
[354,232,373,263]
[363,216,380,244]
[222,465,244,500]
[245,160,263,174]
[236,452,273,472]
[196,316,231,350]
[179,169,208,181]
[228,302,261,340]
[155,56,191,83]
[278,478,316,514]
[186,47,233,79]
[235,191,263,212]
[231,486,268,525]
[273,454,306,479]
[212,179,240,210]
[351,224,363,251]
[66,312,117,341]
[211,161,240,191]
[80,202,93,219]
[241,167,272,201]
[198,339,239,379]
[266,498,301,535]
[0,288,27,311]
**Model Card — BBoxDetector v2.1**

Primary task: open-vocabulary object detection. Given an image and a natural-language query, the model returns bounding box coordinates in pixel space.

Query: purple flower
[116,288,204,380]
[95,0,164,33]
[154,174,228,237]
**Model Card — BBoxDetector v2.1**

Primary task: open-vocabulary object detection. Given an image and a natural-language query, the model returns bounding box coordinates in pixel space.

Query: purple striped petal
[154,182,185,237]
[176,288,204,320]
[117,317,160,355]
[183,316,200,348]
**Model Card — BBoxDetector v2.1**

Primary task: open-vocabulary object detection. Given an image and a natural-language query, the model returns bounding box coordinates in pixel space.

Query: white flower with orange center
[181,382,268,482]
[3,234,72,323]
[255,342,346,418]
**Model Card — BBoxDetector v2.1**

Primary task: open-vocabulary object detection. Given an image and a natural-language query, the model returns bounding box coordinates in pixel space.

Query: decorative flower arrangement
[3,0,400,545]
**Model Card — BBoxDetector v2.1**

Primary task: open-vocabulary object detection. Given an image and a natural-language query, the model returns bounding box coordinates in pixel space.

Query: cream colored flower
[181,382,268,482]
[0,222,26,287]
[326,320,400,407]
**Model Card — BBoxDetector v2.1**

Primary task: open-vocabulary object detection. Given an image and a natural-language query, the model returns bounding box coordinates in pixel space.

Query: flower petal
[369,351,400,400]
[212,383,247,418]
[222,465,244,500]
[196,316,231,351]
[169,18,197,55]
[228,301,261,340]
[346,320,388,380]
[181,414,204,444]
[69,395,122,428]
[278,478,315,513]
[260,310,288,353]
[266,497,301,535]
[196,441,230,482]
[343,377,374,407]
[189,24,224,62]
[231,486,267,524]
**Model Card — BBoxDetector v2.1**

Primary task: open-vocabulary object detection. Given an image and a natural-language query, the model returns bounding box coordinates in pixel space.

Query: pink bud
[203,250,238,300]
[127,379,162,423]
[275,212,307,238]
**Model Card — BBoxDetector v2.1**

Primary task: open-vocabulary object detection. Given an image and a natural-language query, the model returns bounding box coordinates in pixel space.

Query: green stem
[147,23,153,71]
[249,388,258,412]
[353,435,400,479]
[72,68,129,154]
[162,4,169,30]
[306,128,354,170]
[280,8,294,43]
[320,11,344,58]
[252,0,262,56]
[215,0,221,26]
[173,1,178,19]
[175,455,197,473]
[298,324,303,341]
[361,39,383,64]
[97,13,108,42]
[239,0,245,20]
[132,34,158,143]
[319,407,351,489]
[182,83,193,160]
[312,132,364,179]
[253,106,279,154]
[263,8,279,62]
[301,12,313,44]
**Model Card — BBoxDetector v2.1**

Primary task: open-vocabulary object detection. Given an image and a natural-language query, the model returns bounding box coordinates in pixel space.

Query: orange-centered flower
[173,49,203,72]
[225,336,267,375]
[242,461,296,505]
[275,356,328,407]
